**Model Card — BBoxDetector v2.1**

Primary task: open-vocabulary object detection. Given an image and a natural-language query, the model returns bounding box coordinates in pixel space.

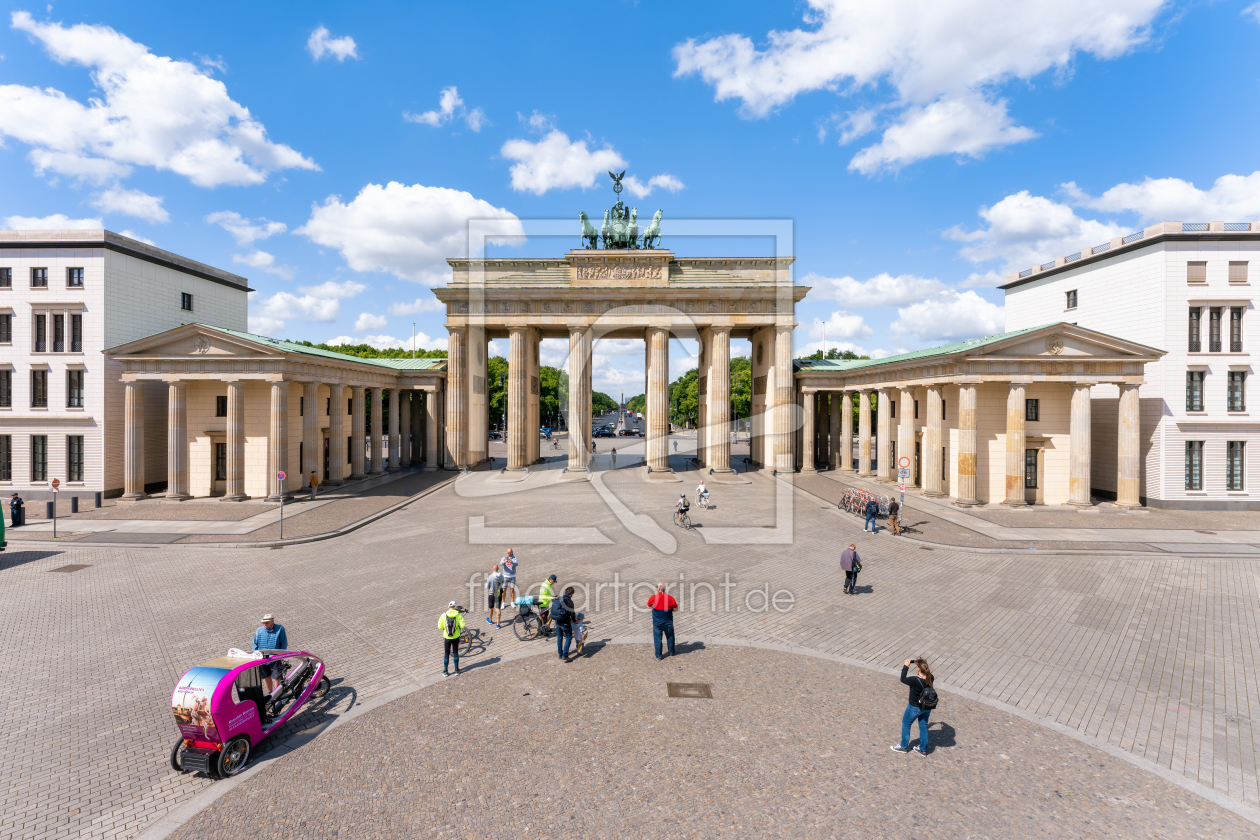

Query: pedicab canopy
[171,649,263,743]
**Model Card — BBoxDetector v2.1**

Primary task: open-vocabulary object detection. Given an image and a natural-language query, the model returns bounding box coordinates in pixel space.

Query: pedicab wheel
[310,675,331,699]
[513,613,540,641]
[170,739,184,773]
[216,737,251,778]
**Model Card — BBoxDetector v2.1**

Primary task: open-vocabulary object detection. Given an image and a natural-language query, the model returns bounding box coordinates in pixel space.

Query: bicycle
[454,606,482,657]
[698,493,710,510]
[510,598,552,641]
[674,508,692,529]
[264,657,330,721]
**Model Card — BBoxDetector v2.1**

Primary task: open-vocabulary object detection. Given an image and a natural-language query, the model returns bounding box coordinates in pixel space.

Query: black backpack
[918,682,939,710]
[444,612,459,637]
[550,598,568,622]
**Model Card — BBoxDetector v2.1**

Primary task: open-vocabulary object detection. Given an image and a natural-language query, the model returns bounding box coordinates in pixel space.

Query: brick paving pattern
[0,468,1257,838]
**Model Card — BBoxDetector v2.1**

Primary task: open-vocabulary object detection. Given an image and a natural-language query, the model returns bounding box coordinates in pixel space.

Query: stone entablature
[446,252,793,288]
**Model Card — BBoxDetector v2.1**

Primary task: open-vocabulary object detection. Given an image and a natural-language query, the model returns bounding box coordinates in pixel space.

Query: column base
[161,492,192,502]
[118,493,147,503]
[876,476,895,483]
[1113,501,1145,510]
[350,471,366,480]
[921,490,947,498]
[857,471,873,478]
[838,467,855,473]
[799,467,818,475]
[1001,498,1029,508]
[953,498,981,508]
[367,469,384,476]
[323,479,344,487]
[264,493,292,502]
[220,493,249,502]
[1067,500,1097,510]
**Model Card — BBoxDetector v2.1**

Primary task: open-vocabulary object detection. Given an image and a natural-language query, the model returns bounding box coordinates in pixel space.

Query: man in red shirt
[647,582,678,660]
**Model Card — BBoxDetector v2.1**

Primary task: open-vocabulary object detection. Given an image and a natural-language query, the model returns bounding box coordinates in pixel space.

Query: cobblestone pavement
[172,645,1254,840]
[0,469,1257,839]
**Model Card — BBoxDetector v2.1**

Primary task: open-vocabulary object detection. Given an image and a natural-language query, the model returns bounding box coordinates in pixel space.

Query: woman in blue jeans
[891,658,934,755]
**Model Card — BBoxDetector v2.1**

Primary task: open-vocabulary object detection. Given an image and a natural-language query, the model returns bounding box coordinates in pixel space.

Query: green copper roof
[794,323,1058,373]
[201,325,447,371]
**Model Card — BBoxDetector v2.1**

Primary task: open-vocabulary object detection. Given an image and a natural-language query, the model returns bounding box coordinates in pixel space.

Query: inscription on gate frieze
[576,265,662,280]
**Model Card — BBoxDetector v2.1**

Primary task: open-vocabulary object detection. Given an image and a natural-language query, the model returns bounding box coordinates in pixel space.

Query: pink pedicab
[170,648,330,778]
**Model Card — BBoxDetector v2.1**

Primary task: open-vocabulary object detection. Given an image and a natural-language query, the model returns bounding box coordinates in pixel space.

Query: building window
[216,395,228,417]
[347,398,353,416]
[1230,307,1243,352]
[1228,371,1246,411]
[347,436,352,463]
[1025,399,1039,421]
[1229,261,1249,284]
[326,397,331,416]
[67,267,84,287]
[913,400,919,419]
[1065,289,1078,309]
[890,400,895,418]
[299,396,305,416]
[215,442,227,481]
[67,435,84,482]
[1226,441,1246,490]
[1189,307,1202,352]
[0,370,9,408]
[1209,307,1223,352]
[0,435,9,481]
[30,268,47,288]
[30,370,48,408]
[1187,261,1207,283]
[52,314,64,352]
[1186,371,1204,411]
[1185,441,1203,490]
[181,292,193,312]
[1024,449,1038,489]
[941,400,947,420]
[66,369,84,408]
[33,313,46,352]
[70,313,82,352]
[0,313,10,343]
[31,435,47,482]
[0,268,10,288]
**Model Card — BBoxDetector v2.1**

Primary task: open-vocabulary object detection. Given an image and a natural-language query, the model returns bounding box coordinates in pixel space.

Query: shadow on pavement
[928,721,956,748]
[0,549,64,570]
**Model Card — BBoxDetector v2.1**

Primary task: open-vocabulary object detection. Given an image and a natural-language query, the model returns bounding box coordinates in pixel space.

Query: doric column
[164,380,191,500]
[507,326,529,471]
[266,381,288,501]
[876,388,893,482]
[838,392,853,472]
[646,326,671,472]
[121,380,146,501]
[857,390,872,476]
[923,385,944,497]
[222,379,247,500]
[445,327,467,469]
[425,389,440,470]
[1116,384,1142,508]
[829,392,843,470]
[1002,382,1028,506]
[327,384,345,486]
[1068,383,1093,508]
[772,325,795,473]
[709,326,732,473]
[369,388,384,475]
[954,383,979,506]
[817,392,830,469]
[566,327,592,471]
[387,388,401,471]
[399,389,411,468]
[410,390,423,465]
[350,386,366,479]
[800,390,817,473]
[528,331,541,465]
[302,381,320,486]
[898,388,915,486]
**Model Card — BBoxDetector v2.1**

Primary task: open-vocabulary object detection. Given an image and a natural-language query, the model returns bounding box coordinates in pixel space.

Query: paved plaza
[1,457,1259,838]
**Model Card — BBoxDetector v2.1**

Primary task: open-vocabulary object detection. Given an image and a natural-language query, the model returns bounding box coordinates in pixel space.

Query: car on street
[594,428,615,438]
[488,431,503,441]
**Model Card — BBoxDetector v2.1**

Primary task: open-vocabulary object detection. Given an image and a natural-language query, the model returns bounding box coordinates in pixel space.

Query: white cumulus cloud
[1061,173,1260,223]
[623,174,686,198]
[946,191,1124,272]
[501,130,626,195]
[298,280,366,299]
[674,0,1166,172]
[232,249,293,279]
[117,229,155,245]
[90,185,169,223]
[2,12,318,187]
[891,290,1004,342]
[325,332,447,352]
[388,296,445,315]
[807,310,873,341]
[354,312,388,332]
[204,210,287,245]
[804,272,947,307]
[307,26,358,62]
[3,213,101,229]
[248,289,341,334]
[296,181,524,285]
[404,86,486,131]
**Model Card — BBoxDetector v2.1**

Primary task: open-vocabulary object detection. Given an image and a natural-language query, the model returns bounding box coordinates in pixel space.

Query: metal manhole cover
[666,682,713,699]
[49,564,91,573]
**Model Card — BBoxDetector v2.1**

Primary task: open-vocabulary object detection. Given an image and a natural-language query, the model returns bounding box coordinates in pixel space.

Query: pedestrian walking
[485,564,505,627]
[891,658,937,755]
[888,498,900,535]
[308,470,320,501]
[9,493,25,527]
[551,586,577,661]
[841,543,861,595]
[647,582,678,659]
[251,614,288,693]
[501,548,519,605]
[863,498,879,532]
[611,448,617,469]
[440,600,465,676]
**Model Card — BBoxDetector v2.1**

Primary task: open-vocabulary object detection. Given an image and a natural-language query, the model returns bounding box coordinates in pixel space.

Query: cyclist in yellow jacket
[538,575,557,611]
[439,600,465,677]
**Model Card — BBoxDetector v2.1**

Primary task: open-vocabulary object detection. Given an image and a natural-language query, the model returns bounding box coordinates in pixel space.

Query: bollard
[46,501,55,519]
[94,491,102,508]
[71,496,79,514]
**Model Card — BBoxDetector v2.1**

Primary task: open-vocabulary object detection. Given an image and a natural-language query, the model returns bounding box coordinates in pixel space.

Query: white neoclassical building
[1003,221,1260,509]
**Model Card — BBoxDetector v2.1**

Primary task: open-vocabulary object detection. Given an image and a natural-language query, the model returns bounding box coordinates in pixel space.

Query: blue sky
[3,1,1260,395]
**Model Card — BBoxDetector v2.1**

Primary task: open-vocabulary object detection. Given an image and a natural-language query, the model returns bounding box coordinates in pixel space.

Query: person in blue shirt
[252,614,288,694]
[864,498,879,532]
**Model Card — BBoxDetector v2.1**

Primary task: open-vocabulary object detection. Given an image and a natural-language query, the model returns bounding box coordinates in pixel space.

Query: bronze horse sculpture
[641,210,663,249]
[579,211,600,249]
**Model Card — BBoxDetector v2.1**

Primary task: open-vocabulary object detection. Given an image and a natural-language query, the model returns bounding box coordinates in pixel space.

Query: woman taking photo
[891,657,936,755]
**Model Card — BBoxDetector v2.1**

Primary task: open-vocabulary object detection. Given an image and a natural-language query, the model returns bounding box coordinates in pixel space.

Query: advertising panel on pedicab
[172,666,229,743]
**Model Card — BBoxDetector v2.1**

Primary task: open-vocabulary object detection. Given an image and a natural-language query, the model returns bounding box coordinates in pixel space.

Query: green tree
[540,366,564,427]
[625,393,646,413]
[487,356,508,431]
[592,391,618,413]
[730,355,752,429]
[291,339,449,360]
[798,347,866,362]
[669,368,699,427]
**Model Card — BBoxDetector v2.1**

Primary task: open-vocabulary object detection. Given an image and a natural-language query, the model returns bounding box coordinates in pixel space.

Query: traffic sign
[897,456,911,469]
[51,478,60,491]
[897,468,910,479]
[276,471,286,482]
[899,484,906,492]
